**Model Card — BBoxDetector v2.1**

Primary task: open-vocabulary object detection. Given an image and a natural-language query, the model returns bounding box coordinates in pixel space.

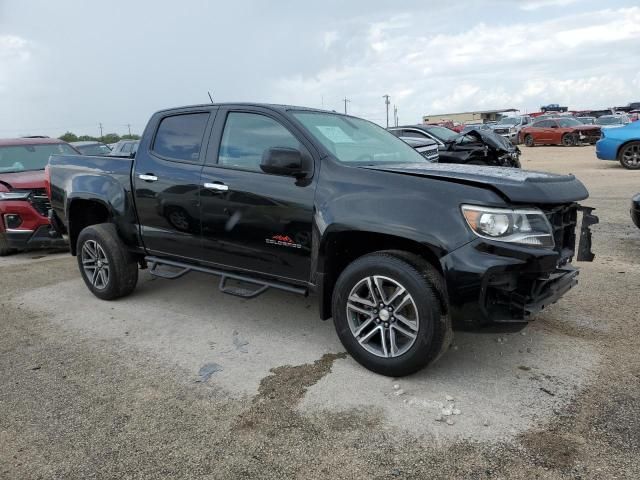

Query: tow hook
[577,206,599,262]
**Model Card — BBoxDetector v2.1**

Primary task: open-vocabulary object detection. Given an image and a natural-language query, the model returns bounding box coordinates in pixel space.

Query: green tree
[77,135,97,141]
[102,133,121,144]
[59,131,78,142]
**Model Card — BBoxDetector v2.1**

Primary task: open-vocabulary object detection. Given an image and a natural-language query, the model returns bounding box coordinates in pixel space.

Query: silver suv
[491,116,532,144]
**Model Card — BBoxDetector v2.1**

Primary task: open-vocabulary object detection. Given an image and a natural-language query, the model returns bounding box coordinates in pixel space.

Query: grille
[544,204,577,262]
[29,189,51,217]
[494,128,509,134]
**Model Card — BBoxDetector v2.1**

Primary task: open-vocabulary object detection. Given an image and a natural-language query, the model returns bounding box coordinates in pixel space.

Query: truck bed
[48,154,138,251]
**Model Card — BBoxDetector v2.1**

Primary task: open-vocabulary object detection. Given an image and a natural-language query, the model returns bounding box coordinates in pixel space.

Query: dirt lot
[1,146,639,479]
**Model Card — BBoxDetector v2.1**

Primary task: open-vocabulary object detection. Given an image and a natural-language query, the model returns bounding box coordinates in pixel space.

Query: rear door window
[152,112,209,163]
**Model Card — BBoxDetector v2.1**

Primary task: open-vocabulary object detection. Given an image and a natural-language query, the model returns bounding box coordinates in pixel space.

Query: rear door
[133,108,216,259]
[198,107,317,282]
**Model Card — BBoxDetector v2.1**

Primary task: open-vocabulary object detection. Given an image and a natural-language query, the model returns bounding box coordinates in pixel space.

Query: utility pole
[343,97,350,114]
[126,124,132,136]
[98,122,103,140]
[393,105,398,127]
[382,95,391,128]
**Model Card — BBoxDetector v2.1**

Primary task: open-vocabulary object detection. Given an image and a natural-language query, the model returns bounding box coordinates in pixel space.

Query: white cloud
[519,0,581,11]
[0,34,33,93]
[273,6,640,123]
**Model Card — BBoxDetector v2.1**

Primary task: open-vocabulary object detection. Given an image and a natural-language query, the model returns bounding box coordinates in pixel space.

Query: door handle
[203,182,229,192]
[138,174,158,182]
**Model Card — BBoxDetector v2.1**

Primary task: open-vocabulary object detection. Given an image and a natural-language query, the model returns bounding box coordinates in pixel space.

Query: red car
[520,117,601,147]
[0,138,77,255]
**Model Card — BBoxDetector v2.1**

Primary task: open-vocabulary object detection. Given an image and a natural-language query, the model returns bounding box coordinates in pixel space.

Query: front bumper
[440,206,597,328]
[595,138,620,160]
[5,224,67,250]
[1,199,68,250]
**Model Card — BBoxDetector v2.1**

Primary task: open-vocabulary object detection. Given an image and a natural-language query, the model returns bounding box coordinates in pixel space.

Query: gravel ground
[1,145,639,479]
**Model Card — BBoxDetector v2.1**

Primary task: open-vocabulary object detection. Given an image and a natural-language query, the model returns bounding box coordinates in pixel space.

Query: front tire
[618,141,640,170]
[332,251,451,377]
[76,223,138,300]
[562,133,575,147]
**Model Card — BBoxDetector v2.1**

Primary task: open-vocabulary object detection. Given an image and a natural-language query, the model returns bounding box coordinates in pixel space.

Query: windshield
[292,112,427,165]
[577,117,595,124]
[497,117,519,126]
[0,143,77,173]
[556,118,582,127]
[423,125,459,142]
[596,116,622,125]
[76,144,111,155]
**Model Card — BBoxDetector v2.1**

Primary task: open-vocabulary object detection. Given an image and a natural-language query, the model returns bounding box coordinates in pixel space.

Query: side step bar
[145,256,307,299]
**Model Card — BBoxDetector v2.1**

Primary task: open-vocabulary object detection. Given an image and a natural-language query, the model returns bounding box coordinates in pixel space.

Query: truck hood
[363,163,588,204]
[0,170,45,190]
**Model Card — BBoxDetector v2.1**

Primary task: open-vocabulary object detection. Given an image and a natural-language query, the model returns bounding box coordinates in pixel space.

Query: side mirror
[550,124,558,128]
[260,147,307,177]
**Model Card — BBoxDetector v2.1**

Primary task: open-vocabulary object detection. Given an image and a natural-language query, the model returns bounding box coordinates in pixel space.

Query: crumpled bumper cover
[441,208,597,328]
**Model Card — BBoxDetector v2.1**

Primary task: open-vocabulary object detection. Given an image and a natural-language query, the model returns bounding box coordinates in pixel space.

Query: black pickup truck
[48,103,598,376]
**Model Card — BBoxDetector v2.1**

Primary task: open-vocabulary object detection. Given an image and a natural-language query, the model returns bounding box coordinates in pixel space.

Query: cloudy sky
[1,0,639,137]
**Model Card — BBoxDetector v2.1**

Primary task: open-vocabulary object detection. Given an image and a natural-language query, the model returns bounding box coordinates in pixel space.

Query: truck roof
[0,137,68,147]
[154,103,338,116]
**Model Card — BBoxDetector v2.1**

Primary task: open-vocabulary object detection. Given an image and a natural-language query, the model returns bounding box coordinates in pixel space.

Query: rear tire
[332,251,452,377]
[618,141,640,170]
[524,135,534,147]
[0,233,16,256]
[76,223,138,300]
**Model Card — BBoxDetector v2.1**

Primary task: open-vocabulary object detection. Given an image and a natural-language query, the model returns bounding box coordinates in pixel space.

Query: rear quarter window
[152,112,209,162]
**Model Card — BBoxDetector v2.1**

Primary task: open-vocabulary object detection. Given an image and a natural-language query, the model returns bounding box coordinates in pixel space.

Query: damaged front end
[442,203,598,328]
[450,129,521,168]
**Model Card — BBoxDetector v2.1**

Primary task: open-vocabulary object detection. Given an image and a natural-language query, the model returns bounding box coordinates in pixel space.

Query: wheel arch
[616,138,640,159]
[67,198,112,255]
[316,230,444,320]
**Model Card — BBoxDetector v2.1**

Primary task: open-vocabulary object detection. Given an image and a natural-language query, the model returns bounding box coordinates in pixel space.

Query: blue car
[596,121,640,169]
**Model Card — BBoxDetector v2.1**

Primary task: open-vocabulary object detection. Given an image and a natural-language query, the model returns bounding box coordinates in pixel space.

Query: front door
[133,109,215,259]
[199,108,317,282]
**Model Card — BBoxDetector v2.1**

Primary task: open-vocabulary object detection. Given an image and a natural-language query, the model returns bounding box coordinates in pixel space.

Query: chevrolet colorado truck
[48,103,598,376]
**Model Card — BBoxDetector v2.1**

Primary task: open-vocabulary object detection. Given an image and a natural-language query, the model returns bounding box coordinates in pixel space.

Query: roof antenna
[207,91,214,104]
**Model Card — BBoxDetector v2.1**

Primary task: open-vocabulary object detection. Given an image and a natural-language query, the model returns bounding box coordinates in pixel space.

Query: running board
[144,256,307,299]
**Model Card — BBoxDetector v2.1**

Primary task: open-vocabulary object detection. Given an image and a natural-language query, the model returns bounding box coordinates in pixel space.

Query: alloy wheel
[621,143,640,168]
[81,240,110,290]
[346,275,419,358]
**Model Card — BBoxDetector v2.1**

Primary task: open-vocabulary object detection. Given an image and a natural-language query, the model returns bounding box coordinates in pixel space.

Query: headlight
[0,191,31,201]
[461,205,554,247]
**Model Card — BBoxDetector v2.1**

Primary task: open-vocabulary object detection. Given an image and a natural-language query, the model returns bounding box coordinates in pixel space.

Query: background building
[422,108,518,124]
